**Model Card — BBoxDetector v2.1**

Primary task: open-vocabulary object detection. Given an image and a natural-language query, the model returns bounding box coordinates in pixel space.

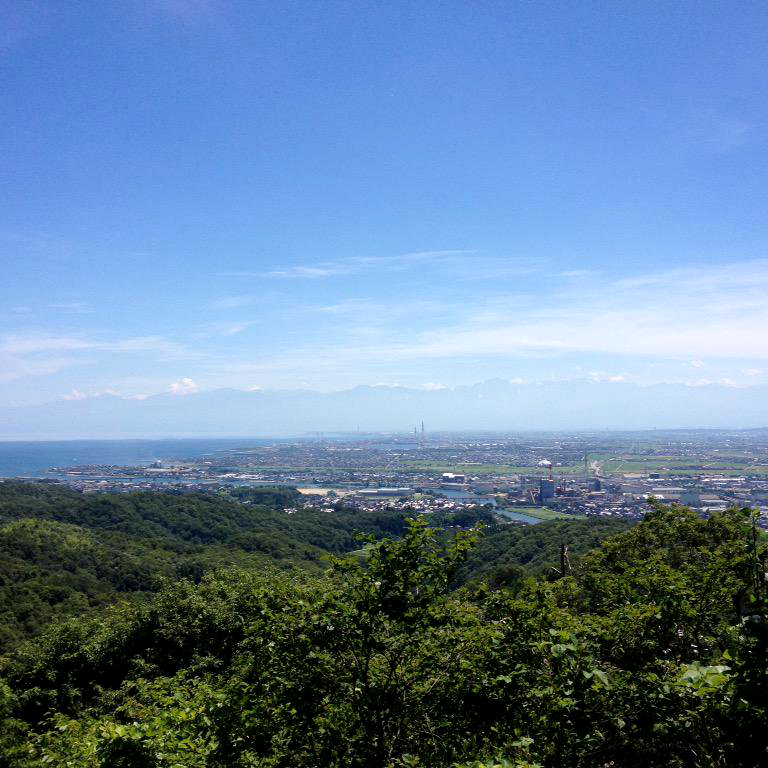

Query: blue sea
[0,439,282,478]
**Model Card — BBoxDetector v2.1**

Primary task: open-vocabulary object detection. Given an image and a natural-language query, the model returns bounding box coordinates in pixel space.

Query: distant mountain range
[1,379,767,439]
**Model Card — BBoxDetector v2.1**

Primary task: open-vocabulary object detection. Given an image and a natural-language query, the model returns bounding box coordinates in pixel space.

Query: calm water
[0,439,281,478]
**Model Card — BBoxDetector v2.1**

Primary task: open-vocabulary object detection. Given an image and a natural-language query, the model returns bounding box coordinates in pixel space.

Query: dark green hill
[456,517,632,588]
[0,505,764,768]
[0,482,328,650]
[0,481,634,652]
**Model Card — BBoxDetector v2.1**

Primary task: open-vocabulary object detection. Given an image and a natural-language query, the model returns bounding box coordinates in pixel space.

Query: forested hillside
[0,482,326,651]
[0,502,765,767]
[456,516,630,588]
[0,482,625,652]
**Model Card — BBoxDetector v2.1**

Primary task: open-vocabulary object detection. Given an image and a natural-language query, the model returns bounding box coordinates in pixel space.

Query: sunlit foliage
[0,496,765,767]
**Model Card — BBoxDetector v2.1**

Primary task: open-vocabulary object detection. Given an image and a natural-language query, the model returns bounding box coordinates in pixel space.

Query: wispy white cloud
[194,320,257,338]
[208,295,256,310]
[6,259,768,398]
[169,377,198,395]
[588,372,627,383]
[110,336,185,354]
[222,266,347,279]
[50,301,92,313]
[264,266,346,278]
[683,378,742,388]
[383,260,768,363]
[0,354,92,383]
[0,335,95,355]
[218,322,255,337]
[344,249,477,268]
[210,260,768,379]
[313,296,451,322]
[0,333,183,356]
[222,249,484,280]
[0,333,190,385]
[556,269,594,278]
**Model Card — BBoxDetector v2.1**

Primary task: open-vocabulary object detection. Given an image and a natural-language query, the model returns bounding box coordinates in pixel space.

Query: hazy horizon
[2,378,767,440]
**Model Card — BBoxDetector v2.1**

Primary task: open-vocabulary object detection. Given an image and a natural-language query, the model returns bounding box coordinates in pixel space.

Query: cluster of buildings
[285,487,495,521]
[34,431,768,528]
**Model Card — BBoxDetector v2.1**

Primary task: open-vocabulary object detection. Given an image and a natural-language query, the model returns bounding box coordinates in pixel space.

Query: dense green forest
[0,482,622,652]
[456,517,630,589]
[0,482,766,766]
[0,482,324,650]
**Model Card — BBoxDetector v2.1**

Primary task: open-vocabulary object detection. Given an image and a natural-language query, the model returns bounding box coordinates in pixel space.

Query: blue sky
[2,0,768,406]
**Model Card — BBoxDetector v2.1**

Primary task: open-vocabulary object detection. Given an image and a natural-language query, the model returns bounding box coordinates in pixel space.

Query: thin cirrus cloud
[223,266,346,279]
[313,296,453,321]
[208,295,257,310]
[220,250,481,280]
[263,266,345,278]
[210,260,768,377]
[0,334,184,356]
[49,301,92,313]
[193,320,258,338]
[0,333,190,384]
[4,259,768,398]
[399,261,768,362]
[0,355,92,384]
[343,250,477,268]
